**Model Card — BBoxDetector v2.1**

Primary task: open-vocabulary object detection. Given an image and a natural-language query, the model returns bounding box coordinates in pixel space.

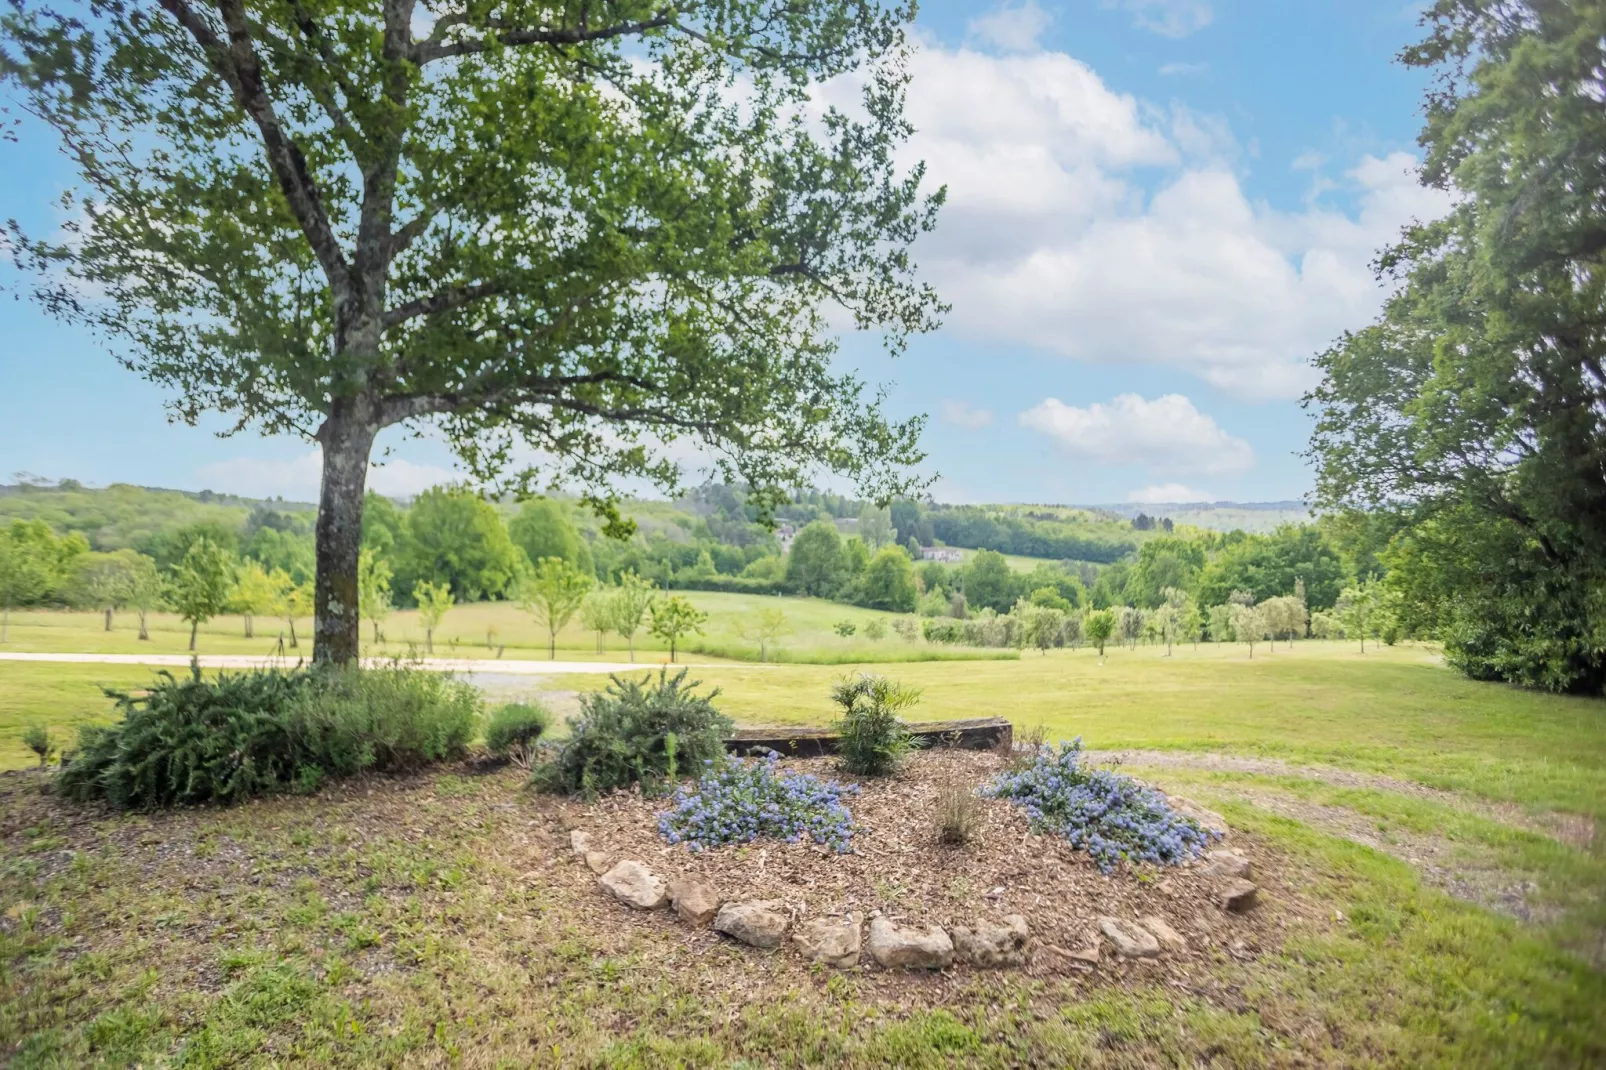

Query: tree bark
[189,620,198,651]
[138,609,149,641]
[104,607,113,631]
[245,612,254,639]
[313,406,378,666]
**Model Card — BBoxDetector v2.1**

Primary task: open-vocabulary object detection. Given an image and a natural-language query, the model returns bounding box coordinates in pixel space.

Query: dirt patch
[1089,749,1597,851]
[544,748,1302,979]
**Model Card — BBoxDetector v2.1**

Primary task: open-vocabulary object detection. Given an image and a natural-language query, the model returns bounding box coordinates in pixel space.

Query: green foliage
[509,500,593,576]
[961,549,1017,613]
[833,619,858,637]
[59,664,475,809]
[649,595,707,662]
[0,518,85,620]
[289,666,478,775]
[1125,537,1206,609]
[357,549,393,642]
[858,545,918,612]
[785,521,849,597]
[608,571,657,659]
[484,702,551,757]
[540,669,731,797]
[169,537,236,647]
[22,724,54,768]
[739,607,791,662]
[517,557,594,659]
[397,488,523,604]
[831,673,921,776]
[59,666,321,808]
[1305,2,1606,692]
[1196,526,1346,611]
[1084,609,1116,657]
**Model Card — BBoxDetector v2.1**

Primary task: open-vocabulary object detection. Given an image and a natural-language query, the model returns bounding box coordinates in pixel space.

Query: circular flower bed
[658,751,860,853]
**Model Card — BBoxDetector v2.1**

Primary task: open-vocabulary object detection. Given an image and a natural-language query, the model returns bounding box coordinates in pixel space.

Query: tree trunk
[245,612,254,639]
[288,618,298,648]
[189,620,198,651]
[313,407,378,667]
[138,609,149,641]
[104,607,113,631]
[425,628,433,655]
[670,637,677,662]
[629,633,635,661]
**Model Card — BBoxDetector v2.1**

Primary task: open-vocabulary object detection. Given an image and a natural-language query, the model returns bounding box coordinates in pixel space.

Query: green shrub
[22,725,54,768]
[540,668,731,797]
[831,673,921,776]
[60,664,320,808]
[59,662,477,809]
[286,665,478,775]
[485,702,550,757]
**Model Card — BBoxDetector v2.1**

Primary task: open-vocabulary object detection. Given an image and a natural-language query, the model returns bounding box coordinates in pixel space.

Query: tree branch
[413,13,674,63]
[156,0,354,301]
[382,280,503,328]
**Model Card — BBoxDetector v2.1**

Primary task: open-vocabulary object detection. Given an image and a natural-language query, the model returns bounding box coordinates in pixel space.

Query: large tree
[1305,0,1606,691]
[1,0,943,665]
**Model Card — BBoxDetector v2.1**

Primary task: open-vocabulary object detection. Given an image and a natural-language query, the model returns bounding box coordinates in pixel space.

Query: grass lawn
[2,644,1603,1065]
[0,593,1013,665]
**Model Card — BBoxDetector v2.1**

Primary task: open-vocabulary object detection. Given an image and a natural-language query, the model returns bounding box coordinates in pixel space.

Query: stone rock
[583,851,611,875]
[1097,916,1160,958]
[1202,849,1252,880]
[1220,879,1260,913]
[793,913,862,968]
[951,914,1030,968]
[1137,915,1187,953]
[714,900,790,948]
[597,860,667,910]
[1169,796,1230,840]
[668,879,722,927]
[867,917,953,970]
[1038,942,1099,973]
[569,830,593,858]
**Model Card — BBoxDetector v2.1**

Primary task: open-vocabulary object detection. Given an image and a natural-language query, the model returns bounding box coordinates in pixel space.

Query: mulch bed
[535,747,1295,979]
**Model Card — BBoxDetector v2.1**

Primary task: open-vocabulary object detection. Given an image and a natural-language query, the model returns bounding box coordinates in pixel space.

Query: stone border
[573,830,1262,972]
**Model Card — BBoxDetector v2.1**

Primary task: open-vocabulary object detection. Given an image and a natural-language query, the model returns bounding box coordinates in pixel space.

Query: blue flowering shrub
[658,752,860,853]
[983,738,1216,873]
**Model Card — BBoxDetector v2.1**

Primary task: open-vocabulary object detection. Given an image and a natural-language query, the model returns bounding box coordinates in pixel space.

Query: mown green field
[0,592,1010,666]
[2,642,1604,1066]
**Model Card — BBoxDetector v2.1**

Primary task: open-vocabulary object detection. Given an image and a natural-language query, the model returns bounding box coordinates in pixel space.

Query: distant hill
[1096,501,1312,534]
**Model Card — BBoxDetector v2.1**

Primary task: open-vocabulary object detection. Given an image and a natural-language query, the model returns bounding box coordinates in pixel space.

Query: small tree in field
[579,591,614,654]
[610,572,657,662]
[73,550,140,632]
[230,560,282,639]
[1084,609,1116,660]
[518,558,593,660]
[651,596,707,663]
[171,537,235,651]
[1,3,943,668]
[281,580,314,649]
[413,581,454,656]
[741,607,791,662]
[357,550,392,645]
[1229,603,1263,659]
[126,554,164,642]
[1337,582,1378,653]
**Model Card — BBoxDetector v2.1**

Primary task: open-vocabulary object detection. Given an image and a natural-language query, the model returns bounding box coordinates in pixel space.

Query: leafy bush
[540,668,731,796]
[833,620,857,637]
[286,665,478,775]
[60,662,477,809]
[22,725,54,768]
[658,752,859,853]
[485,702,550,756]
[831,673,921,776]
[60,665,320,808]
[983,738,1216,873]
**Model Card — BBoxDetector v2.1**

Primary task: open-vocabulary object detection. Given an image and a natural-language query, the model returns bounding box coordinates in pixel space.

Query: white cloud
[940,399,995,429]
[873,41,1453,399]
[967,1,1053,53]
[1127,482,1213,503]
[1158,61,1209,77]
[196,449,457,501]
[1018,393,1253,475]
[1106,0,1214,38]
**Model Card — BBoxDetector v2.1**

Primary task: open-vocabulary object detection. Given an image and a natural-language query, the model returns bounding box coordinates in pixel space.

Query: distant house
[776,523,798,554]
[921,547,963,563]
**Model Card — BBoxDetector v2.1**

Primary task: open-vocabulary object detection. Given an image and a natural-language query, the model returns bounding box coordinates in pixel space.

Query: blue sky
[0,0,1444,506]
